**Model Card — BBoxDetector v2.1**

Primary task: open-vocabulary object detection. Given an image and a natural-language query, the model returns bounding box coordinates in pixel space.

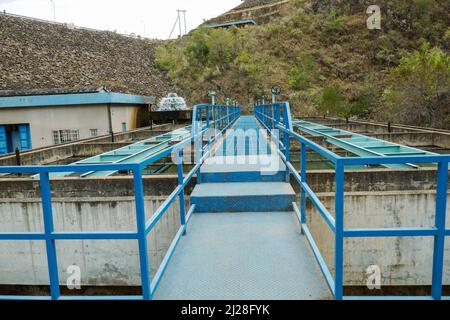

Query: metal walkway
[154,212,330,300]
[214,116,272,156]
[154,116,330,299]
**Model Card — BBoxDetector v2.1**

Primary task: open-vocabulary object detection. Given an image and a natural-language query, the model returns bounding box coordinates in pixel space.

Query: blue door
[0,125,7,154]
[18,124,32,151]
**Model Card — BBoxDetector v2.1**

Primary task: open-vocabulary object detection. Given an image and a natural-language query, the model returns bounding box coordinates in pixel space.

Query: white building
[0,87,155,154]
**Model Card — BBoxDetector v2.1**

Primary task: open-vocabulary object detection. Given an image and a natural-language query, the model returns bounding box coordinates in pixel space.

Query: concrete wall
[0,169,449,288]
[305,191,450,286]
[0,196,186,286]
[0,104,144,149]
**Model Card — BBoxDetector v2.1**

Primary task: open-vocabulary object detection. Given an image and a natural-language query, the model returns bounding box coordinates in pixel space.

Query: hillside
[205,0,290,25]
[0,13,174,99]
[156,0,450,128]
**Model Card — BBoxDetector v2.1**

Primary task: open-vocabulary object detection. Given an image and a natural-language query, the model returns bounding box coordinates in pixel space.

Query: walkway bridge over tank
[0,103,449,300]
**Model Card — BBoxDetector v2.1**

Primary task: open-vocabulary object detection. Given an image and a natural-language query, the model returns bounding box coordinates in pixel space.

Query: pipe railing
[0,103,241,300]
[192,104,240,182]
[255,102,450,300]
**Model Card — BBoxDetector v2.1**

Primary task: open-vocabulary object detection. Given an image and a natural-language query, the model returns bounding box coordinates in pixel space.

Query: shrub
[288,54,316,90]
[383,42,450,128]
[315,81,350,117]
[319,7,345,44]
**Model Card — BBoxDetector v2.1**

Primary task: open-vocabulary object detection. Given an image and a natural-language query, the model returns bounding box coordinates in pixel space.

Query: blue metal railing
[192,104,240,182]
[0,103,240,300]
[255,102,450,300]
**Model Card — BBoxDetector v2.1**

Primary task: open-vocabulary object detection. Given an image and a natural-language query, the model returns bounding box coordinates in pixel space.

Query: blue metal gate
[0,125,7,154]
[18,124,32,151]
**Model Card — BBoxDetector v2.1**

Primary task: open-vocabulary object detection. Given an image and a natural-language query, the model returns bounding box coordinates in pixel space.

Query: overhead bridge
[0,102,449,300]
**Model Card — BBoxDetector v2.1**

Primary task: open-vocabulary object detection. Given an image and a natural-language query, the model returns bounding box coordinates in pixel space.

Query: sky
[0,0,243,39]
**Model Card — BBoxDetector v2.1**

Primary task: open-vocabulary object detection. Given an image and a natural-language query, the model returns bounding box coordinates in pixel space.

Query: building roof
[206,20,257,29]
[0,86,109,97]
[0,87,156,108]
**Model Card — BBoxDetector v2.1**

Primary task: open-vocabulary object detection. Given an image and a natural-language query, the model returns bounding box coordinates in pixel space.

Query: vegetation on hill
[156,0,450,128]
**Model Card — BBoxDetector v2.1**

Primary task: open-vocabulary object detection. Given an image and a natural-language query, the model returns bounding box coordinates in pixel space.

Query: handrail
[192,104,240,182]
[255,102,450,300]
[0,103,241,300]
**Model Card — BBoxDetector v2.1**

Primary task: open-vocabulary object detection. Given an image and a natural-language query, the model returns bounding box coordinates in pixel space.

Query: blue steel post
[218,106,221,131]
[213,105,216,140]
[133,168,152,300]
[300,142,307,234]
[282,103,290,182]
[275,103,281,150]
[223,106,225,130]
[206,106,211,154]
[195,107,202,184]
[39,171,61,300]
[200,107,204,159]
[271,104,275,130]
[431,160,448,299]
[334,161,345,300]
[177,149,187,235]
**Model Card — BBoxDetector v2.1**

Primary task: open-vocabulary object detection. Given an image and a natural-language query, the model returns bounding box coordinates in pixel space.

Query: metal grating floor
[214,116,273,157]
[153,211,331,300]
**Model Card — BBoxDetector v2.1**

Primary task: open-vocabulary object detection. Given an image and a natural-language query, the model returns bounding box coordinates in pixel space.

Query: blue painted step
[201,155,286,183]
[190,182,295,213]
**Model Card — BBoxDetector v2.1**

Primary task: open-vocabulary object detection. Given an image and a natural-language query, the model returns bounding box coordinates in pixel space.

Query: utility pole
[183,10,187,35]
[177,10,181,38]
[170,10,186,39]
[50,0,56,21]
[140,20,146,37]
[177,10,187,37]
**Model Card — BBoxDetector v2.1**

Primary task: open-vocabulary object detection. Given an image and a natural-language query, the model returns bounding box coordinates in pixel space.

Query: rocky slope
[0,13,174,99]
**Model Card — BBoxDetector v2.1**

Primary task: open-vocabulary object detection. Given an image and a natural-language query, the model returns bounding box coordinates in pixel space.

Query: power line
[168,14,179,39]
